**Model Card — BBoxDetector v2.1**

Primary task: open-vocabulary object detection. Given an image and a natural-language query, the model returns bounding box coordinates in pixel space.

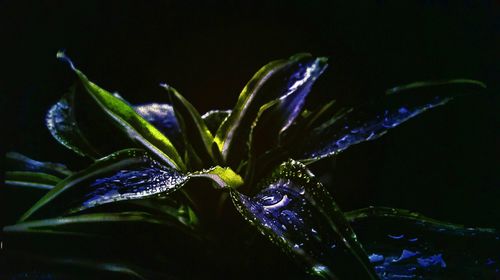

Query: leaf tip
[56,50,76,71]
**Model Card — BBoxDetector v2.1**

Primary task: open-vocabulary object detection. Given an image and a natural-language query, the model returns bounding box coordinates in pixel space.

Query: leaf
[244,57,327,182]
[5,171,61,190]
[345,207,499,279]
[5,211,195,238]
[19,148,243,221]
[161,84,220,166]
[214,54,327,167]
[6,152,72,178]
[190,166,244,189]
[46,86,101,159]
[385,79,486,95]
[134,103,184,152]
[202,110,231,135]
[18,148,185,221]
[230,160,378,279]
[298,79,486,163]
[56,51,185,171]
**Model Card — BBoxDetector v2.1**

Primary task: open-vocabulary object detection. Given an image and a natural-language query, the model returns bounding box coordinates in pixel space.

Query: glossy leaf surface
[231,160,378,279]
[57,51,185,170]
[202,110,231,135]
[162,84,219,166]
[346,207,500,279]
[215,54,327,167]
[134,103,184,152]
[299,79,486,163]
[46,87,100,159]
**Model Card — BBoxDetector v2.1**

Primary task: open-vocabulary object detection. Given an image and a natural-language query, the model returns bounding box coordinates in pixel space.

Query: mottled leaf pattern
[231,160,378,279]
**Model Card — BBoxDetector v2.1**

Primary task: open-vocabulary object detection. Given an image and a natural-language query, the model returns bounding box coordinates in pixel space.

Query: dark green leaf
[298,79,486,163]
[5,171,61,190]
[19,148,242,221]
[345,207,499,279]
[19,148,186,221]
[6,152,72,178]
[46,86,101,159]
[161,84,220,167]
[230,160,378,279]
[214,54,327,167]
[57,51,185,171]
[202,110,231,135]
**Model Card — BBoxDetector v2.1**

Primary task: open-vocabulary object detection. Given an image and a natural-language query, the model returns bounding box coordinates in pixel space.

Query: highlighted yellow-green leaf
[56,51,185,171]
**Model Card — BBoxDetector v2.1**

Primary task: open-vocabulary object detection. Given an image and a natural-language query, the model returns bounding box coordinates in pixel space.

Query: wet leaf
[46,87,101,159]
[57,51,185,171]
[19,148,242,221]
[134,103,184,152]
[230,160,378,279]
[215,54,327,167]
[345,207,500,279]
[298,79,486,163]
[19,149,186,221]
[6,152,72,178]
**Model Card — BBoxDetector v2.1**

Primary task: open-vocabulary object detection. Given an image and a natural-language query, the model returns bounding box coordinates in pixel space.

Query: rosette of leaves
[3,52,499,280]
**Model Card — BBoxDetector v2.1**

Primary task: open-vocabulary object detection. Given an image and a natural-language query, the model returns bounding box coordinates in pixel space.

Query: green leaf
[6,152,72,178]
[190,166,244,189]
[57,51,185,171]
[5,171,61,190]
[201,110,231,135]
[46,86,101,159]
[18,148,185,221]
[297,79,486,163]
[6,211,194,237]
[214,53,326,167]
[385,78,486,95]
[19,147,242,221]
[230,160,378,279]
[161,84,220,167]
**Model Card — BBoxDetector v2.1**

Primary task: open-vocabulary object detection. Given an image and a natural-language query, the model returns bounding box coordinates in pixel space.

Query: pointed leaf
[161,84,219,166]
[19,148,187,221]
[5,211,197,238]
[6,152,72,178]
[298,79,486,163]
[5,171,61,190]
[46,87,101,159]
[57,51,185,171]
[215,54,327,166]
[202,110,231,135]
[19,147,242,221]
[230,160,378,279]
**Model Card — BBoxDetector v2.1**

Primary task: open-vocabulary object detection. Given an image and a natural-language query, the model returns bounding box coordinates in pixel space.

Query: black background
[2,0,499,236]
